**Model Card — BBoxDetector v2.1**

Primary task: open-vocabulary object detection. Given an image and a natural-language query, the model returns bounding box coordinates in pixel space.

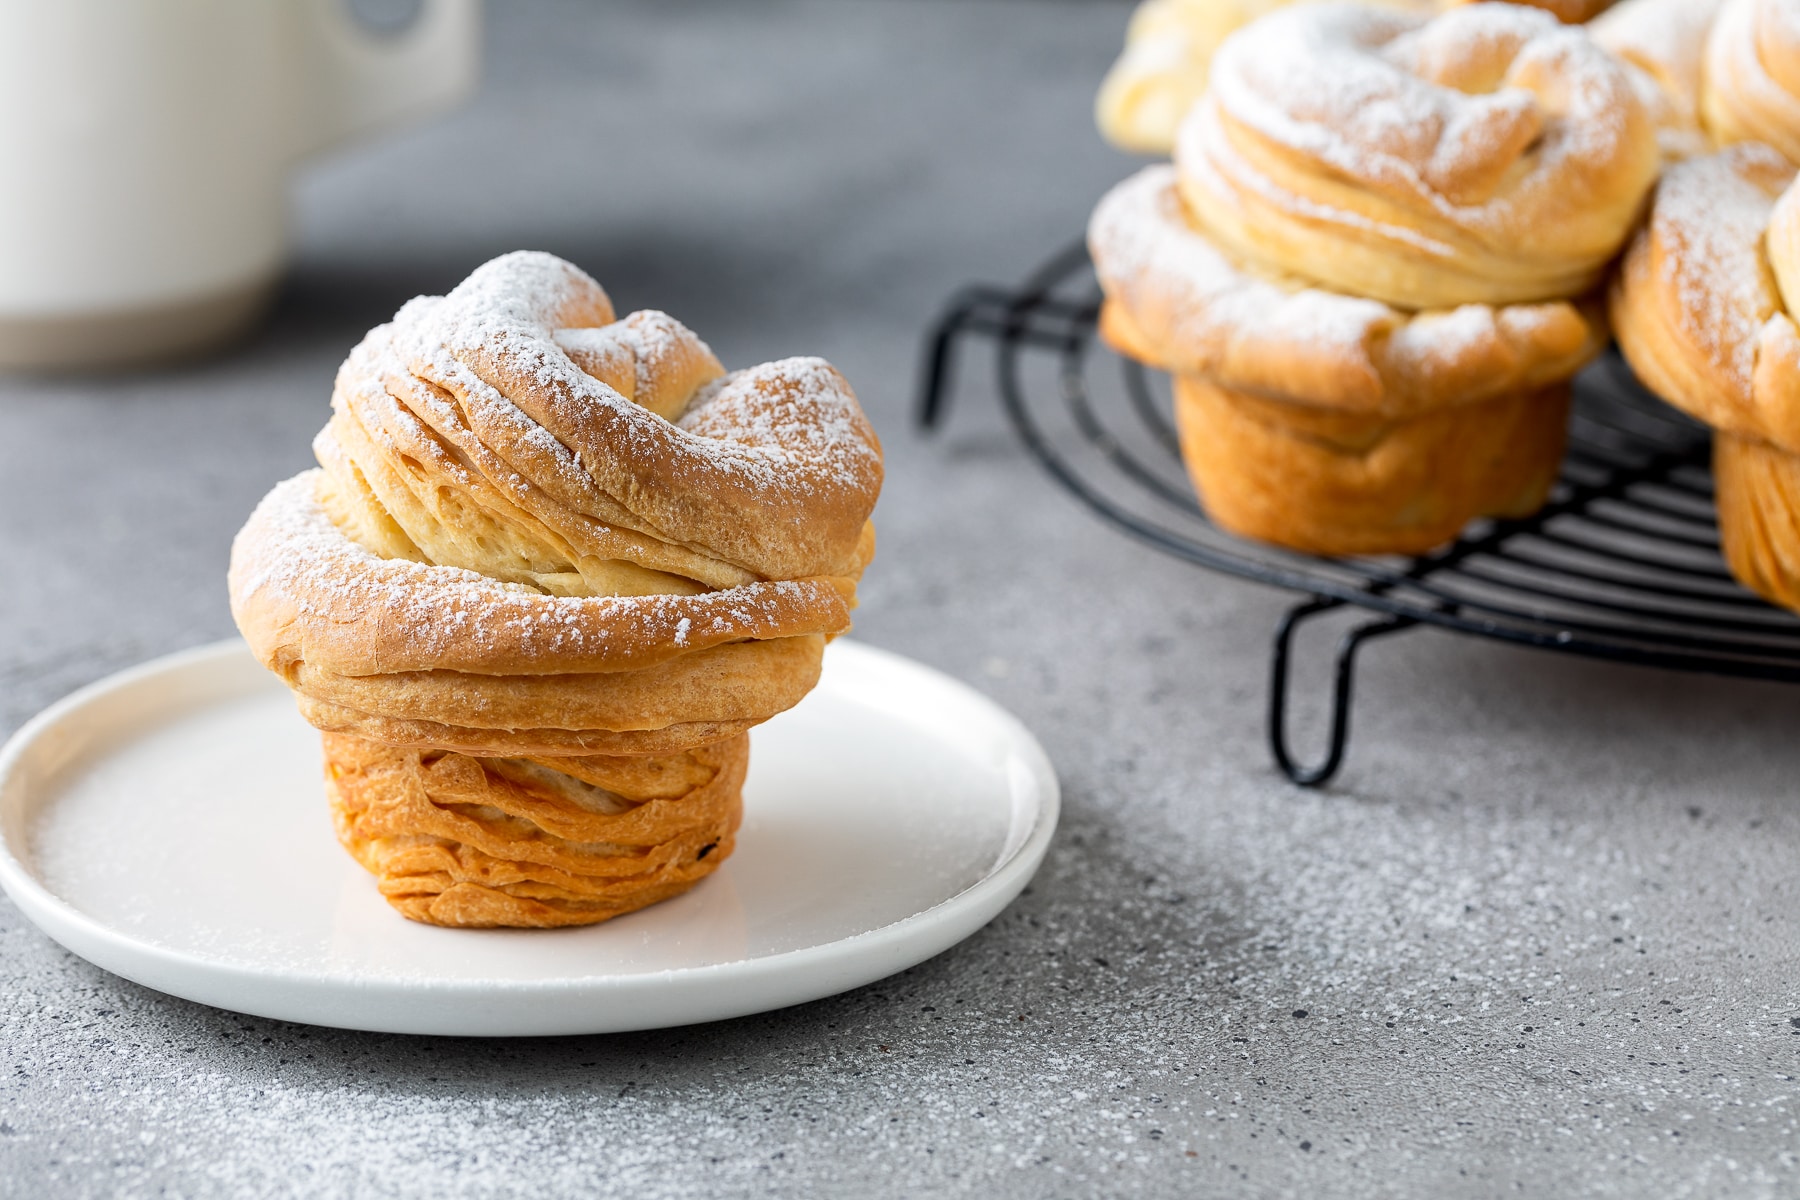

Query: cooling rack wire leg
[1268,599,1419,788]
[916,285,1003,432]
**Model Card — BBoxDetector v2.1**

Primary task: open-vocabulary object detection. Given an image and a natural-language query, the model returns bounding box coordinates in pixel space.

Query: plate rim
[0,638,1059,1035]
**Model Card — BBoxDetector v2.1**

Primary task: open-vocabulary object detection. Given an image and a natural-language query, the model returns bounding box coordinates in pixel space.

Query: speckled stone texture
[2,2,1798,1197]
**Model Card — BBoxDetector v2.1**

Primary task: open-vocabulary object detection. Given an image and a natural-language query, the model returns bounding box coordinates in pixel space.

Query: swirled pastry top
[1178,2,1659,310]
[230,251,883,681]
[230,472,858,678]
[1096,0,1439,155]
[1704,0,1800,166]
[321,250,880,594]
[1590,0,1726,161]
[1611,145,1800,453]
[1097,0,1280,156]
[1089,165,1603,412]
[1094,0,1619,156]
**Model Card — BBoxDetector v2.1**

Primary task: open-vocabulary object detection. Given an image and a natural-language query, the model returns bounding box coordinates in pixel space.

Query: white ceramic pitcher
[0,0,480,371]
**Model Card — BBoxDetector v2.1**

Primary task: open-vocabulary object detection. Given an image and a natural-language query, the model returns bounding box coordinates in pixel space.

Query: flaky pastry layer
[1591,0,1726,162]
[1094,0,1440,156]
[1703,0,1800,167]
[1715,433,1800,611]
[325,732,746,928]
[325,252,883,590]
[1610,145,1800,449]
[232,473,841,753]
[1094,0,1622,157]
[1612,145,1800,611]
[1179,4,1657,309]
[1090,166,1604,414]
[1171,375,1569,557]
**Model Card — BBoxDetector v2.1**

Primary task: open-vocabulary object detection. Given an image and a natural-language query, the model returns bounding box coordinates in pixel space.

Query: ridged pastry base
[1173,375,1571,557]
[1715,432,1800,614]
[322,732,746,928]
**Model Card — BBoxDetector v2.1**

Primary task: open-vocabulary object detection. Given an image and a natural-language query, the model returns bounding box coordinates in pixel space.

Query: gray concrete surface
[2,2,1798,1196]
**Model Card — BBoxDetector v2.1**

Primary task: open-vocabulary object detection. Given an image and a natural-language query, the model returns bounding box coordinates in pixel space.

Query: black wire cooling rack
[916,242,1800,787]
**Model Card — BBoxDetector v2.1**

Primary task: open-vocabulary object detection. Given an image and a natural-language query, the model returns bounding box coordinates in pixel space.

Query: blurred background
[0,0,1138,727]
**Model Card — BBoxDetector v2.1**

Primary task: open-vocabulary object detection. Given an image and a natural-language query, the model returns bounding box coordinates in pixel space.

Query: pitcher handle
[295,0,481,160]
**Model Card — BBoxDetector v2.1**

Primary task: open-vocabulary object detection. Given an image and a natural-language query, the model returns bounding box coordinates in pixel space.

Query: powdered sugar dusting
[229,473,851,676]
[371,251,881,581]
[1089,165,1597,405]
[1211,5,1626,217]
[1705,0,1800,162]
[1651,147,1792,390]
[1590,0,1721,115]
[679,357,883,499]
[1190,2,1651,272]
[1090,166,1399,381]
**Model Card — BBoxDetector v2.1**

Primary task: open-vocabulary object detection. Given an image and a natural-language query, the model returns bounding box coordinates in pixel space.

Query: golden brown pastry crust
[1590,0,1727,161]
[1444,0,1618,22]
[1611,145,1800,610]
[325,733,746,929]
[232,473,846,754]
[229,252,884,926]
[1713,434,1800,607]
[1092,170,1603,408]
[1095,0,1279,158]
[1181,3,1658,310]
[1090,166,1601,554]
[1170,375,1570,556]
[1703,0,1800,166]
[233,475,853,677]
[1610,146,1800,445]
[319,252,880,592]
[1094,0,1620,157]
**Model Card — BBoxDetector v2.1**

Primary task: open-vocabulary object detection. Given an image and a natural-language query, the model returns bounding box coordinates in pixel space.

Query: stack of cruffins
[1089,0,1800,617]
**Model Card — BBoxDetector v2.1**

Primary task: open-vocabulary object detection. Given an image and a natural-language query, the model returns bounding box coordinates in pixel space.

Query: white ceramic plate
[0,639,1056,1036]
